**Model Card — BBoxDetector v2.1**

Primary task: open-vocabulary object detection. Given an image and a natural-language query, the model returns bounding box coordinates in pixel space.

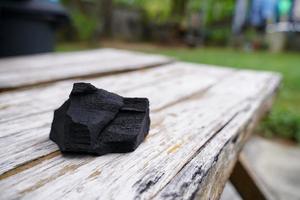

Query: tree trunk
[101,0,113,37]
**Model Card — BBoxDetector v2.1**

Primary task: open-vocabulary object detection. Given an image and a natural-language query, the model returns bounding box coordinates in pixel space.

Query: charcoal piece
[96,98,150,155]
[49,82,150,155]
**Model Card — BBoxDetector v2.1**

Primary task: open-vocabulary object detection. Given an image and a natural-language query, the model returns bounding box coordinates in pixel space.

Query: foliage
[60,0,238,43]
[112,0,237,44]
[206,27,231,45]
[115,0,172,23]
[114,0,236,24]
[260,109,300,142]
[188,0,235,25]
[60,0,98,41]
[70,10,97,41]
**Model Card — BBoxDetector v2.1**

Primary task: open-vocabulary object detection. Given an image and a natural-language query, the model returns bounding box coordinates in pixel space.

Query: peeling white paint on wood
[0,61,280,200]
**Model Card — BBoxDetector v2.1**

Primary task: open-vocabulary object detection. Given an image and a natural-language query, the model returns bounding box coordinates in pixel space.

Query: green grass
[57,43,300,142]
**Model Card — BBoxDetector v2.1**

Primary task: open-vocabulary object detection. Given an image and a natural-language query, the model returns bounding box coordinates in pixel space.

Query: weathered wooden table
[0,49,280,200]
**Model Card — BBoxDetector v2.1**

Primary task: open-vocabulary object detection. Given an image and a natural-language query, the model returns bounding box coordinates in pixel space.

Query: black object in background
[0,0,69,57]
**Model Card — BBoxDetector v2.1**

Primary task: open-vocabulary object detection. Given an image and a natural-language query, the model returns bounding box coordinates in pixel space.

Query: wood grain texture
[0,48,172,91]
[0,63,233,175]
[0,63,230,123]
[155,74,280,200]
[0,61,280,200]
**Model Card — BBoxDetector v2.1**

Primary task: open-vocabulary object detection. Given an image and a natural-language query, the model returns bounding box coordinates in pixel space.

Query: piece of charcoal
[49,82,150,155]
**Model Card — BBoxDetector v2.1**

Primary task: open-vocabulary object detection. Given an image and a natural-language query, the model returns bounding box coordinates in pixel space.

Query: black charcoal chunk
[49,82,150,155]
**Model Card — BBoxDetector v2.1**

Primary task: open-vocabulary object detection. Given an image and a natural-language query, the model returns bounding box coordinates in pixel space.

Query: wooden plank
[0,62,231,123]
[155,74,280,200]
[0,63,233,175]
[230,154,272,200]
[0,49,172,91]
[0,66,280,200]
[0,49,117,72]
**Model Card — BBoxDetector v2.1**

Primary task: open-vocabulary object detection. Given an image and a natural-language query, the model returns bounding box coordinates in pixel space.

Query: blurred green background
[58,0,300,143]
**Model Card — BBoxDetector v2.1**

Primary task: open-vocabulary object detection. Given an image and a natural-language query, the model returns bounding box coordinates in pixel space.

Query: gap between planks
[0,63,220,123]
[0,152,60,180]
[0,61,173,93]
[0,49,173,92]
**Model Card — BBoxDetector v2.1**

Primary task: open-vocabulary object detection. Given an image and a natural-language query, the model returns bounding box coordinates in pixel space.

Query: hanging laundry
[262,0,277,23]
[277,0,292,20]
[250,0,264,27]
[232,0,249,34]
[292,0,300,21]
[250,0,277,28]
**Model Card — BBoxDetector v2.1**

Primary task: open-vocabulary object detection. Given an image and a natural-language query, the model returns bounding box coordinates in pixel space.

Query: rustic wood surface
[0,50,281,200]
[0,49,172,91]
[0,63,232,174]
